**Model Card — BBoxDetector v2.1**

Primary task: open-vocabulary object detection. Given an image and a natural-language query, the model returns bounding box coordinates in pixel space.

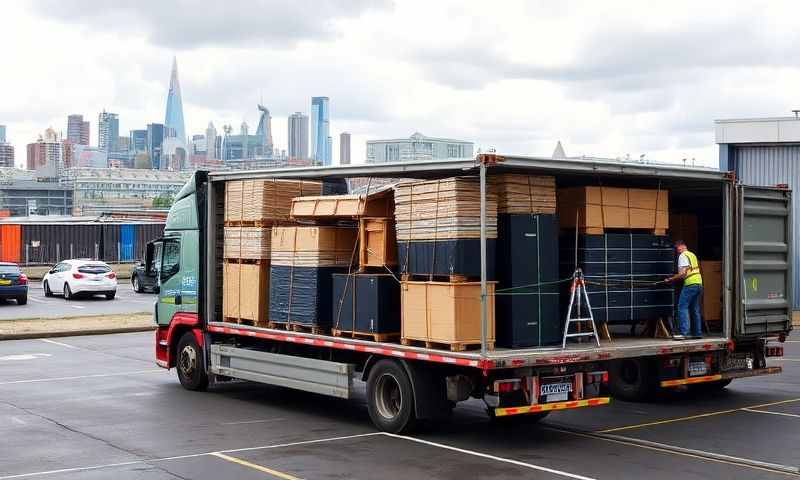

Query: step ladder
[562,269,601,349]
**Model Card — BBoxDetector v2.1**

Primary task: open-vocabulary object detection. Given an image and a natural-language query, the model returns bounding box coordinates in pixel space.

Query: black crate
[332,273,400,334]
[269,265,347,327]
[397,238,496,279]
[495,214,562,348]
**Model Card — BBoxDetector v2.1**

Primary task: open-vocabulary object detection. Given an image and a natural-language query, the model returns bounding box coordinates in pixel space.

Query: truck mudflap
[660,367,782,387]
[494,397,611,417]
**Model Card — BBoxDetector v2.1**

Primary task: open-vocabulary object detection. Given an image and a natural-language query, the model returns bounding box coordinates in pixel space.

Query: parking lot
[0,331,798,479]
[0,281,153,320]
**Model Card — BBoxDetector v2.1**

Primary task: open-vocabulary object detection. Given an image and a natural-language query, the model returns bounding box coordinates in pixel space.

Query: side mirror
[48,269,56,274]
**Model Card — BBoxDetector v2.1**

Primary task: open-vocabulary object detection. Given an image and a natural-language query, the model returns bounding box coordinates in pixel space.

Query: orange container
[0,225,21,262]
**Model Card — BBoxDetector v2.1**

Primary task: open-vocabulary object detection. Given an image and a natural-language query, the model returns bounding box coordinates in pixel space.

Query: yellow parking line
[598,397,800,433]
[211,452,302,480]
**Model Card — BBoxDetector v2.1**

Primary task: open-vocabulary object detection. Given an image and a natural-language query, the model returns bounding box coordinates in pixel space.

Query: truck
[151,155,791,433]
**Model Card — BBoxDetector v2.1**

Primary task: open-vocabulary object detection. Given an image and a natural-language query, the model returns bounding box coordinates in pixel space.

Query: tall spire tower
[164,57,186,143]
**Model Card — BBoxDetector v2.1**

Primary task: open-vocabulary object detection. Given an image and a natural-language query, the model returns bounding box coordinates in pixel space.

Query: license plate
[91,275,102,281]
[688,361,708,377]
[540,382,573,396]
[0,279,10,285]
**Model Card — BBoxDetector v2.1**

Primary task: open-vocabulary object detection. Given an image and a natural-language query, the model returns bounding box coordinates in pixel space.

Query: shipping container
[0,225,21,263]
[120,225,135,261]
[134,223,164,261]
[101,224,120,262]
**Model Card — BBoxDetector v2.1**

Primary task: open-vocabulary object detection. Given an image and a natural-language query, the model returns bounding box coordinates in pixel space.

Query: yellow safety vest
[682,250,703,287]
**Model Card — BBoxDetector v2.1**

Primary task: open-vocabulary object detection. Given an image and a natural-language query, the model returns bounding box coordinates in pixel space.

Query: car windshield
[78,264,111,274]
[0,265,19,274]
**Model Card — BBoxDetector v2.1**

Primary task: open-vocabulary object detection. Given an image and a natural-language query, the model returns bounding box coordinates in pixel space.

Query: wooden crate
[223,261,269,325]
[401,281,495,351]
[270,226,358,267]
[359,217,397,268]
[291,190,393,219]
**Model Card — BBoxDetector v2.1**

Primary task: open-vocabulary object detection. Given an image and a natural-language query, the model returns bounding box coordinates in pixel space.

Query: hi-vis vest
[682,250,703,287]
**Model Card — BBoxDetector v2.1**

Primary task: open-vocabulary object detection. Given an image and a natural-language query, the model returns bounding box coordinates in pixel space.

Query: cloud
[30,0,392,50]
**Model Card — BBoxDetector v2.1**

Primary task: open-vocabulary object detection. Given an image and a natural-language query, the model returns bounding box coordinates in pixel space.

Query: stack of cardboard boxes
[558,186,668,234]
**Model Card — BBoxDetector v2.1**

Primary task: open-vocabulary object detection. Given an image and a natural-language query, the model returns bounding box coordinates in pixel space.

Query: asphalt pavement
[0,281,154,320]
[0,331,798,479]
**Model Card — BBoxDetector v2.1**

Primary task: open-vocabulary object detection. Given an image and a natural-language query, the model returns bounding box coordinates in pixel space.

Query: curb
[0,325,156,341]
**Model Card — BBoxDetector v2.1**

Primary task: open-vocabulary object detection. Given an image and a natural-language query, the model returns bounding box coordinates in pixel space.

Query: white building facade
[366,132,473,163]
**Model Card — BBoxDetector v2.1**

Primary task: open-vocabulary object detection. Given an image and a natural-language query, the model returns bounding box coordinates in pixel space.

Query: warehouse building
[716,115,800,309]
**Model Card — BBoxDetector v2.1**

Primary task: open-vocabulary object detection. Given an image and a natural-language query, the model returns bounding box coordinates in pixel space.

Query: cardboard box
[603,206,630,228]
[558,186,669,231]
[629,209,669,229]
[223,262,269,324]
[601,187,629,207]
[401,281,495,348]
[359,217,397,267]
[701,260,722,321]
[271,226,358,267]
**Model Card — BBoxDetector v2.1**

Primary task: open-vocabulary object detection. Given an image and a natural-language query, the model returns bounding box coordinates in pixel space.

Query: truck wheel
[607,358,658,401]
[177,332,208,391]
[366,360,417,433]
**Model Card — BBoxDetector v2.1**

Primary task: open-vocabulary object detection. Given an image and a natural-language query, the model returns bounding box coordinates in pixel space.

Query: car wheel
[366,360,417,433]
[63,283,73,300]
[16,296,27,305]
[43,280,53,297]
[177,332,208,391]
[132,276,142,293]
[106,292,116,300]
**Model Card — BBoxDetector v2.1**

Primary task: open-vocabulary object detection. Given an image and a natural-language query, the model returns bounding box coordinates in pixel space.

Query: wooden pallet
[578,227,667,236]
[223,258,270,265]
[223,317,268,327]
[400,338,494,352]
[224,220,274,228]
[268,322,328,335]
[332,329,400,342]
[400,273,472,283]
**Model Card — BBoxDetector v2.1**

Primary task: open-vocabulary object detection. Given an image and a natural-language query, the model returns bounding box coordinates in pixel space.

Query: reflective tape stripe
[660,374,722,387]
[494,397,611,417]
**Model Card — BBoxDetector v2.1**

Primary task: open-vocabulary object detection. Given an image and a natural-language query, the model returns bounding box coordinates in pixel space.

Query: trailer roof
[208,155,730,183]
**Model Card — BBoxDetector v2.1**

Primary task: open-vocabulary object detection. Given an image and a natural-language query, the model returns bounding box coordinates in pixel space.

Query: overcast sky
[3,1,800,168]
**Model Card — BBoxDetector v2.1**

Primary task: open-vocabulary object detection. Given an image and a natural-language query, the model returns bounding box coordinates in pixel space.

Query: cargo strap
[562,269,602,349]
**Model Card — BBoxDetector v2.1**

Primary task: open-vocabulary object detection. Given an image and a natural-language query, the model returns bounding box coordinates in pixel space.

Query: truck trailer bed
[207,321,729,370]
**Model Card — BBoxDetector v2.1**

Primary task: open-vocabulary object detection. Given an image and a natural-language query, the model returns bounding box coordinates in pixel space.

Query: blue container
[120,225,135,261]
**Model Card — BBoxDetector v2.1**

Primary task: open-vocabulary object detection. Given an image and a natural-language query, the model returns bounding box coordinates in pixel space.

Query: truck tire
[177,332,208,391]
[607,358,658,401]
[366,359,417,433]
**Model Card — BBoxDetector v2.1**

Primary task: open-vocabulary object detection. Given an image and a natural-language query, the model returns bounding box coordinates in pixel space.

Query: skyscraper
[288,112,309,161]
[146,123,165,170]
[67,114,90,145]
[0,125,13,167]
[27,128,62,171]
[164,57,186,145]
[206,122,217,159]
[340,132,351,165]
[255,104,273,155]
[98,110,119,152]
[0,125,6,143]
[311,96,330,165]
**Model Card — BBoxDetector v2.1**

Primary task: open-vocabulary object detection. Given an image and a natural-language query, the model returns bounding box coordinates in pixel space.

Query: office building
[311,96,330,165]
[288,112,309,161]
[206,122,218,160]
[366,132,474,163]
[146,123,165,170]
[0,169,73,216]
[164,57,186,146]
[67,115,90,145]
[0,125,5,143]
[256,104,273,155]
[340,132,351,165]
[222,121,266,165]
[191,134,206,155]
[117,136,130,152]
[26,128,62,171]
[0,143,14,168]
[98,110,119,152]
[130,130,147,153]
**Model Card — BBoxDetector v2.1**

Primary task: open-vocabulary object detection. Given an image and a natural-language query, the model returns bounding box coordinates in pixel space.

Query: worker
[663,240,703,339]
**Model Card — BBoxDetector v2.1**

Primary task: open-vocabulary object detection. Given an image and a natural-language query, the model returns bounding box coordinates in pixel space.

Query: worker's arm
[664,266,688,284]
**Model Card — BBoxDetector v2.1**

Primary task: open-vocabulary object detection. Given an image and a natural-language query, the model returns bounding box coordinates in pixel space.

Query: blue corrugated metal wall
[735,145,800,309]
[120,225,135,261]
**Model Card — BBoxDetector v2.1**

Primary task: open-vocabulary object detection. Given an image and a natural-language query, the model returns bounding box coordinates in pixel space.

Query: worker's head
[674,239,687,254]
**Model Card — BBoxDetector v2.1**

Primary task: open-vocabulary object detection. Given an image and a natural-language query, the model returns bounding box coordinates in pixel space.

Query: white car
[43,260,117,300]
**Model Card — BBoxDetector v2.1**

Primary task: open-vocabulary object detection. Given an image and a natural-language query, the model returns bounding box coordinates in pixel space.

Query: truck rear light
[494,379,520,393]
[766,346,784,357]
[73,273,84,279]
[17,274,27,285]
[602,372,608,383]
[584,371,608,385]
[107,272,116,279]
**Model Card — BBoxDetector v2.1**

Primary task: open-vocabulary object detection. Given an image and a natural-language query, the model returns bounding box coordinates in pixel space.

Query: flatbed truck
[152,155,791,433]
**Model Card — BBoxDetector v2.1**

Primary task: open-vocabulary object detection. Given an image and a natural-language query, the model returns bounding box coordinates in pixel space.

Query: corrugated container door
[120,225,135,261]
[735,185,793,337]
[0,225,21,263]
[101,224,121,261]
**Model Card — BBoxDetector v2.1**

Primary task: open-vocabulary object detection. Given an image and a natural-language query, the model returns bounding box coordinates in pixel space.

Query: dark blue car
[0,262,28,305]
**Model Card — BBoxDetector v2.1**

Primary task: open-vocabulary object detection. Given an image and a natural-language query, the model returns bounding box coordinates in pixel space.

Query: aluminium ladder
[562,269,601,349]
